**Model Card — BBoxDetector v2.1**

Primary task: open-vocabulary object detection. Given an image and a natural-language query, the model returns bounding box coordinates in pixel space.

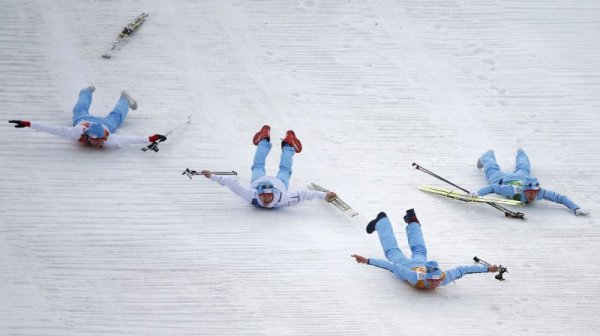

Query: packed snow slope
[1,1,599,335]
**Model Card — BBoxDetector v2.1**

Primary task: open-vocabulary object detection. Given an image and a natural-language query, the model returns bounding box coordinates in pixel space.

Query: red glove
[148,134,167,142]
[9,120,31,128]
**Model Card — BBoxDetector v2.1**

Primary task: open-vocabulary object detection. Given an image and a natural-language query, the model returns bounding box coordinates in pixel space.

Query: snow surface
[1,1,599,335]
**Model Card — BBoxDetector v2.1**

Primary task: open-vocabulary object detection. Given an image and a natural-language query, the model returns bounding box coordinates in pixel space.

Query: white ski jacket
[209,174,326,208]
[30,122,148,149]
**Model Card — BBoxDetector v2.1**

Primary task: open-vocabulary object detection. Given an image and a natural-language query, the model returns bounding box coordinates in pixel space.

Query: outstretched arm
[28,122,84,140]
[351,254,418,285]
[477,184,517,198]
[443,264,491,284]
[104,134,150,148]
[539,189,587,215]
[206,172,254,203]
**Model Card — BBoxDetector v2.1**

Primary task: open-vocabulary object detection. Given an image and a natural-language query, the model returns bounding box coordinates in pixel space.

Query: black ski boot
[403,208,419,224]
[366,211,387,234]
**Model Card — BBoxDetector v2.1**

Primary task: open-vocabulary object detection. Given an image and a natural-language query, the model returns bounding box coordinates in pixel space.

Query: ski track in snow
[1,1,599,335]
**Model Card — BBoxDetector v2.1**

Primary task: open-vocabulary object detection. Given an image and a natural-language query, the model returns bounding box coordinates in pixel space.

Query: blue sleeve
[443,264,488,284]
[367,259,418,285]
[477,184,516,198]
[538,189,579,212]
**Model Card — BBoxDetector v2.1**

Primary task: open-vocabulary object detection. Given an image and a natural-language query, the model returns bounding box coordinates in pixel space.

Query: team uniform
[209,174,327,208]
[366,214,489,289]
[476,149,581,213]
[19,87,154,149]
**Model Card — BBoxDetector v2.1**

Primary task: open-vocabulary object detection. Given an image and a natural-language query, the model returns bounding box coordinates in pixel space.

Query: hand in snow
[351,254,368,264]
[325,192,337,202]
[575,208,589,216]
[200,170,212,178]
[148,134,167,143]
[9,120,30,128]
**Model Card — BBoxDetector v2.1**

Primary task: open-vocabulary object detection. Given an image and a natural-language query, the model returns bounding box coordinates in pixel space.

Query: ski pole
[141,114,192,153]
[473,256,508,281]
[412,162,525,220]
[165,114,192,137]
[182,168,237,179]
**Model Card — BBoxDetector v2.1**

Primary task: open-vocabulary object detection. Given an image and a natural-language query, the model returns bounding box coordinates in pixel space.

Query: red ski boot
[282,130,302,153]
[253,125,271,145]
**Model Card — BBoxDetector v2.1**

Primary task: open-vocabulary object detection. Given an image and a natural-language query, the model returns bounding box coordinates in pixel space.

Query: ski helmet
[424,260,442,280]
[256,183,274,195]
[86,122,106,139]
[523,177,540,191]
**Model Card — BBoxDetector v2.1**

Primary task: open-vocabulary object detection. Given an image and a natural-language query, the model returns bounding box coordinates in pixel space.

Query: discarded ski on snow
[419,185,524,206]
[308,183,358,217]
[102,13,149,59]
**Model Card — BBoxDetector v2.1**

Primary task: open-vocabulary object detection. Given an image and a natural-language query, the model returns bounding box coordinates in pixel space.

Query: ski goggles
[524,181,540,191]
[257,184,274,194]
[426,266,439,273]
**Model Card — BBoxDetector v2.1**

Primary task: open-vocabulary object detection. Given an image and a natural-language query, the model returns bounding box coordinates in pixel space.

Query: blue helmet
[256,183,274,195]
[86,122,106,139]
[523,177,540,191]
[424,260,442,280]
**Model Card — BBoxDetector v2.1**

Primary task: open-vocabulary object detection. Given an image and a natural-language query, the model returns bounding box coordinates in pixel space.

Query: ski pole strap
[141,141,160,152]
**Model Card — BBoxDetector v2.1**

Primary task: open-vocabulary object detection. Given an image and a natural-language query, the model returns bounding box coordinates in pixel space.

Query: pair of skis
[102,13,149,59]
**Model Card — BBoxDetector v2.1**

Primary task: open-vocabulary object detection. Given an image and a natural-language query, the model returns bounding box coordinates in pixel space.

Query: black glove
[9,120,31,128]
[148,134,167,143]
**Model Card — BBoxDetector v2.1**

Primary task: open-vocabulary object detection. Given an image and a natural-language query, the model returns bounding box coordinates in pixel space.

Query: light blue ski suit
[367,217,488,289]
[476,149,580,213]
[209,139,326,208]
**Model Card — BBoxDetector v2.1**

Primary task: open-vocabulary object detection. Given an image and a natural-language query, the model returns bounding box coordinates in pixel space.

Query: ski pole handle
[474,256,507,281]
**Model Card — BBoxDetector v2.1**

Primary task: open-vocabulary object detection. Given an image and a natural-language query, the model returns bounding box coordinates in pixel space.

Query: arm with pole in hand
[142,114,192,153]
[474,256,508,281]
[182,168,237,179]
[412,162,525,220]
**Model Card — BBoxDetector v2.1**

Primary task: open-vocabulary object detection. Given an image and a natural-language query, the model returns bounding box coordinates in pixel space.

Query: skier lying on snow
[201,125,337,208]
[473,149,588,216]
[9,86,166,149]
[351,209,501,289]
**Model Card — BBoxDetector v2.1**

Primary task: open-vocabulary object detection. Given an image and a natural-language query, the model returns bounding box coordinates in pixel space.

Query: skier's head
[256,183,274,205]
[522,177,540,203]
[84,122,107,148]
[424,260,443,288]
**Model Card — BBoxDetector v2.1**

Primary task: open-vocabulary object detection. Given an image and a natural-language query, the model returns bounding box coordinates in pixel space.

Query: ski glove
[148,134,167,143]
[574,208,589,216]
[9,120,30,128]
